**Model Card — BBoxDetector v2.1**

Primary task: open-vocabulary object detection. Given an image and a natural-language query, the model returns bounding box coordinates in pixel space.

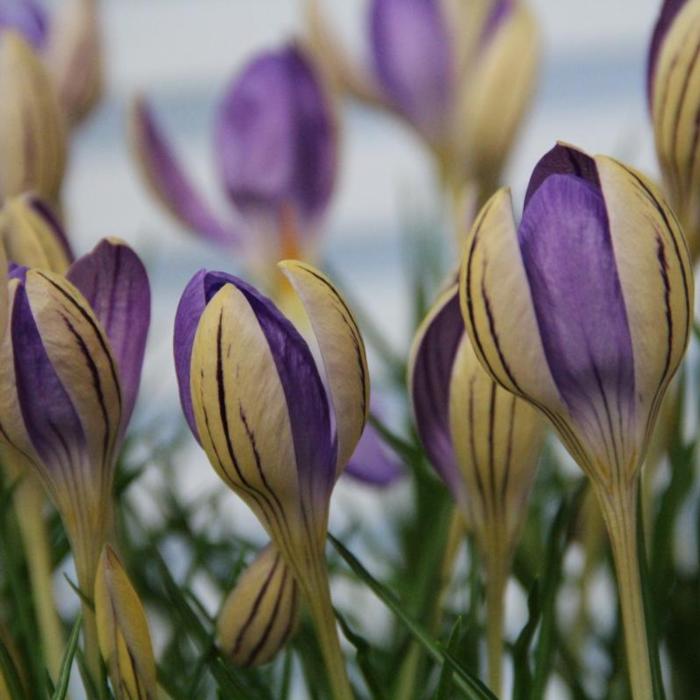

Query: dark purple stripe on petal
[345,422,403,487]
[12,282,87,471]
[68,239,150,435]
[370,0,452,139]
[0,1,48,49]
[27,195,74,262]
[132,97,240,247]
[647,0,687,105]
[524,143,600,207]
[8,262,27,281]
[411,289,464,499]
[215,44,336,225]
[480,0,513,47]
[518,173,635,423]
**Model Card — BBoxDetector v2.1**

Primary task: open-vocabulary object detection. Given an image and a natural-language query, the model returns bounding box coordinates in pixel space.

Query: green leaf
[51,613,82,700]
[329,535,497,700]
[0,634,25,700]
[512,581,541,700]
[435,617,464,700]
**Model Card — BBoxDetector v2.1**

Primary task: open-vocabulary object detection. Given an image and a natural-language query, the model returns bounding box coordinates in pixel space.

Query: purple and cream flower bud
[409,281,544,692]
[130,43,337,288]
[217,544,299,667]
[0,32,67,204]
[648,0,700,259]
[175,261,368,700]
[0,194,72,272]
[95,545,158,700]
[0,238,150,682]
[459,142,693,700]
[0,0,47,48]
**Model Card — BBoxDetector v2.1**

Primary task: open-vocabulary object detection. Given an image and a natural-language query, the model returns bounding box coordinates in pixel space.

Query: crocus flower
[218,544,299,667]
[409,282,545,693]
[648,0,700,260]
[131,44,337,293]
[459,142,693,700]
[0,32,66,206]
[95,545,158,700]
[175,261,369,700]
[0,238,150,683]
[306,0,539,201]
[0,0,103,128]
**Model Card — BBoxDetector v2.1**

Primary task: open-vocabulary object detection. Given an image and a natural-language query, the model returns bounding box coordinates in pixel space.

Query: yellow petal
[0,33,67,202]
[0,195,70,272]
[95,545,157,700]
[456,4,540,196]
[279,260,369,476]
[448,332,544,555]
[651,0,700,258]
[24,270,122,481]
[218,544,299,667]
[596,156,693,467]
[190,283,305,550]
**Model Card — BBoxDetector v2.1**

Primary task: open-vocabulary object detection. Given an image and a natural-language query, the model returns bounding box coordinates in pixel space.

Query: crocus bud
[0,194,72,272]
[130,43,337,285]
[0,0,47,48]
[95,545,157,700]
[0,32,67,204]
[48,0,103,127]
[409,282,544,692]
[175,261,368,699]
[0,238,149,683]
[459,142,693,700]
[648,0,700,259]
[218,544,299,667]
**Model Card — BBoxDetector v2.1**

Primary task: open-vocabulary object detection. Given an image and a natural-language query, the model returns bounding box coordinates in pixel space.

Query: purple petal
[524,143,600,207]
[11,282,87,472]
[131,97,239,247]
[68,239,150,435]
[173,269,238,442]
[0,1,48,49]
[647,0,687,105]
[370,0,453,139]
[215,44,336,225]
[26,194,74,262]
[410,288,464,498]
[345,423,403,487]
[480,0,514,46]
[518,173,635,422]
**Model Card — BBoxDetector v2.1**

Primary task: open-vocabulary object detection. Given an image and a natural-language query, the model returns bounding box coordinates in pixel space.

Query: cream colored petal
[218,544,299,667]
[95,546,157,700]
[596,156,693,472]
[24,270,122,480]
[455,4,540,195]
[0,33,67,202]
[190,284,304,548]
[279,260,369,476]
[0,195,71,272]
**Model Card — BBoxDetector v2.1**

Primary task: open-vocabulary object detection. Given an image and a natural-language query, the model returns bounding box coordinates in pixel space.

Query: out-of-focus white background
[53,1,663,696]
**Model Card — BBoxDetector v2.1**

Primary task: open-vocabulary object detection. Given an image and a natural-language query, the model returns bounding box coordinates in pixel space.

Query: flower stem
[484,554,507,696]
[594,480,653,700]
[300,552,354,700]
[12,473,64,681]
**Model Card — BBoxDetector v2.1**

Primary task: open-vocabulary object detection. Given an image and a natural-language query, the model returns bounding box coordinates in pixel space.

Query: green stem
[300,552,354,700]
[594,480,653,700]
[484,555,506,696]
[12,473,64,681]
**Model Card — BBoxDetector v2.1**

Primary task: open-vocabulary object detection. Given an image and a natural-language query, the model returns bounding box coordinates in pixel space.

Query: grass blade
[51,613,82,700]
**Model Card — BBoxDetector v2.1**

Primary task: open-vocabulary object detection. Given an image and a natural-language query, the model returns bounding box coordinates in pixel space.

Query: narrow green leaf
[329,535,497,700]
[0,635,25,700]
[51,613,82,700]
[512,581,541,700]
[435,617,464,700]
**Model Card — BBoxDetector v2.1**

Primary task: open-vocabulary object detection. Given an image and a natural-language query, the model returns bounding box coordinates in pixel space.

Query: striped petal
[129,96,239,247]
[217,544,299,667]
[279,260,369,476]
[647,0,687,104]
[0,0,47,49]
[408,284,464,501]
[95,545,158,700]
[650,0,700,259]
[0,194,71,272]
[0,32,66,203]
[448,328,544,551]
[68,238,150,435]
[190,279,334,554]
